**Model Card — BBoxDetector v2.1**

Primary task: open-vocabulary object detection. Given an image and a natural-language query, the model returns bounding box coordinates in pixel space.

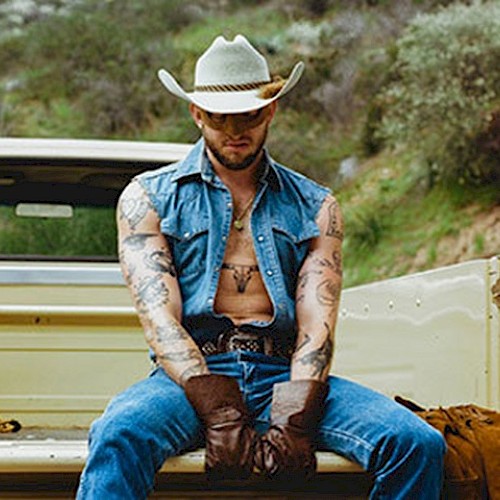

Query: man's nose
[224,117,246,136]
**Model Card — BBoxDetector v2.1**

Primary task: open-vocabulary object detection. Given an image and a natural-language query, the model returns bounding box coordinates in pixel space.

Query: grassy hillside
[0,0,498,287]
[339,150,499,286]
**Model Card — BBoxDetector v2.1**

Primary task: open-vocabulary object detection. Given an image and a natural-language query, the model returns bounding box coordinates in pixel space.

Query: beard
[203,129,268,171]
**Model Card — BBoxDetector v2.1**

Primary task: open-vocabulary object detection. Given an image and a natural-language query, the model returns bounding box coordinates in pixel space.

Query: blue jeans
[76,351,446,499]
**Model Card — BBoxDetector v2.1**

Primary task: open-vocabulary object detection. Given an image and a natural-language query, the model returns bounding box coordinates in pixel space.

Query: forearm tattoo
[135,275,169,312]
[144,327,155,343]
[293,323,334,378]
[145,314,208,385]
[159,348,201,363]
[294,332,312,353]
[316,279,340,307]
[222,262,259,293]
[154,321,190,344]
[120,257,136,285]
[159,349,207,384]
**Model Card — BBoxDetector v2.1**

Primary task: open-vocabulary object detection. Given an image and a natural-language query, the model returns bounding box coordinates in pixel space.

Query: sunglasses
[199,107,271,134]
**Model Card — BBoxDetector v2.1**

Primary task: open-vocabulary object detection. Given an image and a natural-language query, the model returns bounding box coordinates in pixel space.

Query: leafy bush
[4,0,195,136]
[375,2,500,185]
[0,206,117,258]
[344,206,389,251]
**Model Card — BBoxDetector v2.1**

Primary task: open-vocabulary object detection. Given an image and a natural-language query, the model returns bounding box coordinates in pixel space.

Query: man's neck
[207,149,264,194]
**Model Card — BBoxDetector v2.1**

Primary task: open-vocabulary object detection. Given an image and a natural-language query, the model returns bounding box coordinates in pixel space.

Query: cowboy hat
[157,34,304,114]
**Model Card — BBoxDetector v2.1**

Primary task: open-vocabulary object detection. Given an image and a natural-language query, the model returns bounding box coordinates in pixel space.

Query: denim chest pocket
[271,217,319,283]
[160,216,210,277]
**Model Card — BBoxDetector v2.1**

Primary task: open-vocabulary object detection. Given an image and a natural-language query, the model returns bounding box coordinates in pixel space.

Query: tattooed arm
[291,194,343,381]
[117,180,209,386]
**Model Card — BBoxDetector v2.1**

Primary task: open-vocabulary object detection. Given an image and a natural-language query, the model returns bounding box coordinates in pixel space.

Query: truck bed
[1,256,498,497]
[0,429,369,498]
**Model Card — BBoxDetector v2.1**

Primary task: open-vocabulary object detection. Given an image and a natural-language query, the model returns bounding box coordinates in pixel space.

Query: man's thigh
[91,367,203,456]
[317,375,434,470]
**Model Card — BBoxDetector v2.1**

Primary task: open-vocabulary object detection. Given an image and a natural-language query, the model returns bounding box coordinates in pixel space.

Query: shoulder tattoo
[119,187,155,231]
[325,198,343,240]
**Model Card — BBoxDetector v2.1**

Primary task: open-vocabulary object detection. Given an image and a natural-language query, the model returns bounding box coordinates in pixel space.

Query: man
[77,35,445,499]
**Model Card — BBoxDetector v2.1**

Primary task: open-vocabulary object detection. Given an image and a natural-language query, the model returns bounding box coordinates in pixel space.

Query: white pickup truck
[0,138,498,498]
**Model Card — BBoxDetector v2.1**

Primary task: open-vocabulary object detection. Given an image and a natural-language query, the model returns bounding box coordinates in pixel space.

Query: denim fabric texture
[136,138,330,350]
[77,141,446,498]
[77,352,446,499]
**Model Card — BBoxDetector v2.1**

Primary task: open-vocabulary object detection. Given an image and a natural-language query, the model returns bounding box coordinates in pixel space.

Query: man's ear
[189,103,203,128]
[267,101,278,124]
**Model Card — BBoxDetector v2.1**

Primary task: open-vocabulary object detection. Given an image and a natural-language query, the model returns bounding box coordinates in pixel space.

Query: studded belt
[200,328,292,360]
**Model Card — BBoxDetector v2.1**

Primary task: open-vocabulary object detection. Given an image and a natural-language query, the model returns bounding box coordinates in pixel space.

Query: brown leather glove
[184,374,256,480]
[254,380,328,480]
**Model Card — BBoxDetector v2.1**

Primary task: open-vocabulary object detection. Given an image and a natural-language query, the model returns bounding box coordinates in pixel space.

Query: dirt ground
[411,204,500,273]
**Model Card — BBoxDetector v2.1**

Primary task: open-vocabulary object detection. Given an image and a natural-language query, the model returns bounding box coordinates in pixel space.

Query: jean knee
[90,409,146,449]
[372,411,446,474]
[417,424,446,461]
[397,420,446,467]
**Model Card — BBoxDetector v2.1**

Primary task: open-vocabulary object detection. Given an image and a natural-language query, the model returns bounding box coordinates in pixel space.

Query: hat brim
[157,62,304,114]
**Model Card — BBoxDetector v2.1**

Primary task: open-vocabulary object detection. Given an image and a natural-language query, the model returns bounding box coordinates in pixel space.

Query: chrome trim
[0,138,192,163]
[0,266,125,286]
[0,304,135,316]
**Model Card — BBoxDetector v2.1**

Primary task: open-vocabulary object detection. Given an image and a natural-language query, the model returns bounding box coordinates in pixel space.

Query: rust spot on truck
[492,277,500,309]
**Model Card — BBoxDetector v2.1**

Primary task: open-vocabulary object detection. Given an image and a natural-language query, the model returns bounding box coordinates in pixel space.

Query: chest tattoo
[222,262,260,293]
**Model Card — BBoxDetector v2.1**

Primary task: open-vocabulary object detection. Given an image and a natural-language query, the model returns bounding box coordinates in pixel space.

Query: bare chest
[213,224,273,324]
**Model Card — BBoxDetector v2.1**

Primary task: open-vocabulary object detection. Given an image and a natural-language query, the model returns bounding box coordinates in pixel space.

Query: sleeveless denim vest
[137,139,330,350]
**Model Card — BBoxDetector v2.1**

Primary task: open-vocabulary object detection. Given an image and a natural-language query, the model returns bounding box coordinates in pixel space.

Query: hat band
[194,80,270,93]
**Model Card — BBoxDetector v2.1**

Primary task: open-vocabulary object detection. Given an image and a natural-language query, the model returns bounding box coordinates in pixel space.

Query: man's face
[190,103,276,171]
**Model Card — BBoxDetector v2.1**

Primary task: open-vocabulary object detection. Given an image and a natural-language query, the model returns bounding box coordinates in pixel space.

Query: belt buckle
[218,328,273,355]
[229,332,262,353]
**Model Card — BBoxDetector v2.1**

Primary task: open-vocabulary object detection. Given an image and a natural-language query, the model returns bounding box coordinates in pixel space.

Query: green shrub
[7,0,193,136]
[376,2,500,185]
[343,205,389,252]
[0,206,116,258]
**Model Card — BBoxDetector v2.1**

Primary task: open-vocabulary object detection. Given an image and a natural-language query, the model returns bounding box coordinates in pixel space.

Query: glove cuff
[271,380,328,428]
[184,374,245,420]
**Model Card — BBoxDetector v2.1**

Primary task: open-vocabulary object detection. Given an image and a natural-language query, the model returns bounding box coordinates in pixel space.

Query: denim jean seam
[316,426,374,467]
[241,359,249,399]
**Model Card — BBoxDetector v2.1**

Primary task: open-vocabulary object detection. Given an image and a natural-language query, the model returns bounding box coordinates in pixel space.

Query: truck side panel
[0,257,498,430]
[335,256,499,409]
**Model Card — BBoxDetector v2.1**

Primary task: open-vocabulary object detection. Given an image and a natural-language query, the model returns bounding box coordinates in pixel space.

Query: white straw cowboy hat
[157,34,304,114]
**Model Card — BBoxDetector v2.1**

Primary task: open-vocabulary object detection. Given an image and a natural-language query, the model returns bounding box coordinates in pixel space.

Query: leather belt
[200,328,292,360]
